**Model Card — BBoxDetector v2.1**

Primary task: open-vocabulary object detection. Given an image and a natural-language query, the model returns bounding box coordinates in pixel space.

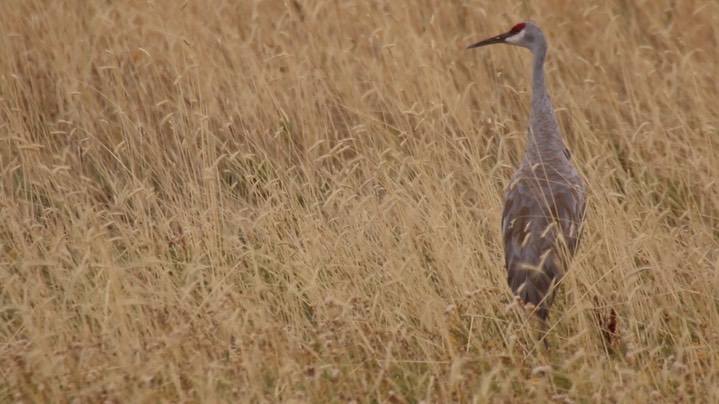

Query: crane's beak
[466,30,513,49]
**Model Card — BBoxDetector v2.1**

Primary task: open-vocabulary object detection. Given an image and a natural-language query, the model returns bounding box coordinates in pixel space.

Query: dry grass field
[1,0,718,401]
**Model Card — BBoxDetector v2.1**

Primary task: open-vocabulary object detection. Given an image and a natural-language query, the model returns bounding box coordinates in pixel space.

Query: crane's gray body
[469,22,586,320]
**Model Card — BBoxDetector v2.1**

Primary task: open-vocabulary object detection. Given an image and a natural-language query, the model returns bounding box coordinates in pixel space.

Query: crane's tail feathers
[512,273,561,321]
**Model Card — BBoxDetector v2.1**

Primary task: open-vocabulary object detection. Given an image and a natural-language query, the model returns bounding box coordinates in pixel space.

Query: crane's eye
[510,23,526,34]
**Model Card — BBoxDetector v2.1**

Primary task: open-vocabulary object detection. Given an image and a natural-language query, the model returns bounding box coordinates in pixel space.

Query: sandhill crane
[467,22,586,325]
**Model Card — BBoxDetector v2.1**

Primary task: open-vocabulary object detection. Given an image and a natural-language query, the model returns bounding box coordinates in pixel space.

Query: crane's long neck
[526,43,566,163]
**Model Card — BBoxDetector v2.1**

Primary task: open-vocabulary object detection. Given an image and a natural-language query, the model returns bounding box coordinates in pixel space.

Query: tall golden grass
[1,0,718,401]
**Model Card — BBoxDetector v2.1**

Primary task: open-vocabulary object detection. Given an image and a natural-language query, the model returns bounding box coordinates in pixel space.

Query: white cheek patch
[506,29,527,44]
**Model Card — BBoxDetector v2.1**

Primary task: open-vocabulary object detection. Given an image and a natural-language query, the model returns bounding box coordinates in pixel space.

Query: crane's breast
[501,175,585,273]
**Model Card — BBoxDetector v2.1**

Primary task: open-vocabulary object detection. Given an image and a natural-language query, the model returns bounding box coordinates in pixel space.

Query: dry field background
[1,0,718,401]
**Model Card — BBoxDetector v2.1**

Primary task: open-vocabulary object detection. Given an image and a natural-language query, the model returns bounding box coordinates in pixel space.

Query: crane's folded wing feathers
[501,178,584,319]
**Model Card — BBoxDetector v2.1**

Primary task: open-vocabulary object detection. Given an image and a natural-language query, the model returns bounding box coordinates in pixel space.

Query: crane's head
[466,22,545,52]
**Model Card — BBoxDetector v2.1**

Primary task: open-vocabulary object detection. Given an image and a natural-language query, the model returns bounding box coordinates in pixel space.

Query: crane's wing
[501,176,585,319]
[551,180,585,256]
